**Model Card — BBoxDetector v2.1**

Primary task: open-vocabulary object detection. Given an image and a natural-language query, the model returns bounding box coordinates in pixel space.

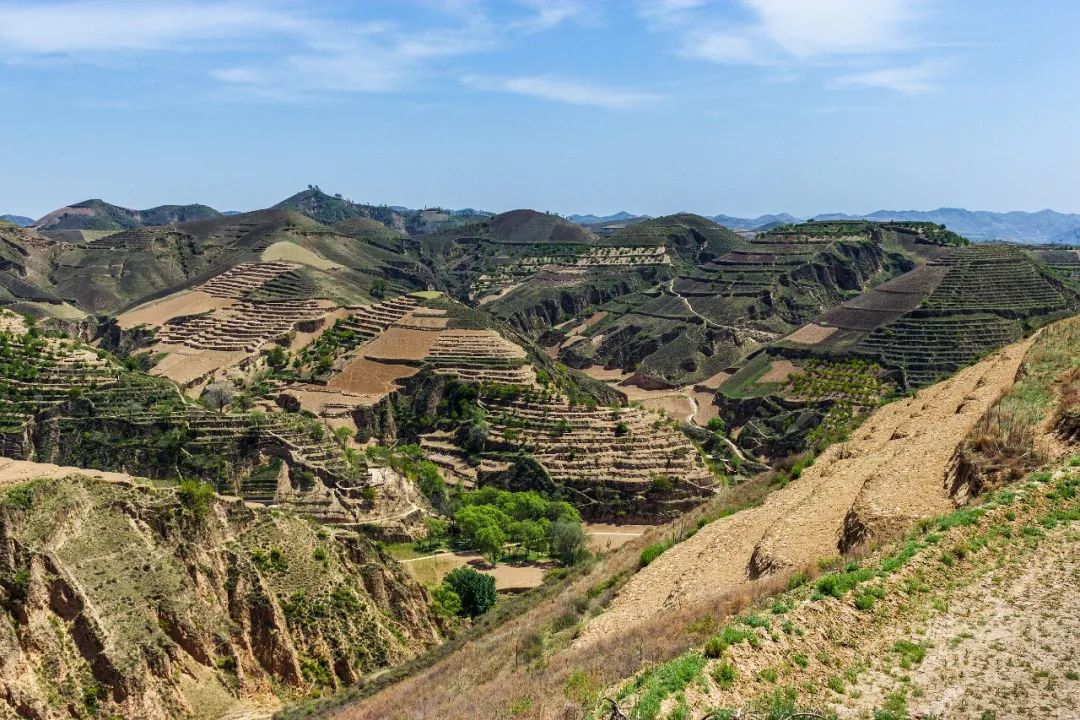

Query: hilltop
[0,214,32,227]
[32,199,222,232]
[0,190,1079,720]
[275,187,491,235]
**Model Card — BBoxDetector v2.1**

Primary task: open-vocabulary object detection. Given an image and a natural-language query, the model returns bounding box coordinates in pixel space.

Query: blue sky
[2,0,1079,219]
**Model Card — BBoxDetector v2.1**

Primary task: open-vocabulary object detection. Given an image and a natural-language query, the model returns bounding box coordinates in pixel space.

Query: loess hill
[2,189,1080,720]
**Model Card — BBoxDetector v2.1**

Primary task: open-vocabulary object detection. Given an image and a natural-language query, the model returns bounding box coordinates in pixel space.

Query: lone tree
[444,567,496,617]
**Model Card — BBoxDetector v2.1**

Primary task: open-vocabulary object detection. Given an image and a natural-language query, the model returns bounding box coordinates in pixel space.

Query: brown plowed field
[117,290,233,329]
[580,333,1036,645]
[359,327,440,361]
[327,357,419,395]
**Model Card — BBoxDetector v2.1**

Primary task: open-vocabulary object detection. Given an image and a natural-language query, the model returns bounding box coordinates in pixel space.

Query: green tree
[475,524,506,565]
[445,567,496,617]
[370,277,389,299]
[265,345,289,370]
[455,504,511,543]
[430,582,462,618]
[546,518,587,566]
[510,519,545,560]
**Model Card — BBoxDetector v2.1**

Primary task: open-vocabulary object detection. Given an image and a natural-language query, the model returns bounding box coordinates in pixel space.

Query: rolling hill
[32,199,222,232]
[275,187,492,236]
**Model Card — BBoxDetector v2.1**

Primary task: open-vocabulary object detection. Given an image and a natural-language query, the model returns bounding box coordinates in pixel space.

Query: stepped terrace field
[482,395,718,520]
[0,310,374,525]
[780,244,1079,388]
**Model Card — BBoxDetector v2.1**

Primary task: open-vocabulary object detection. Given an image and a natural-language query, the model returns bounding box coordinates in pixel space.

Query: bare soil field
[585,523,651,552]
[784,322,838,345]
[327,357,419,395]
[359,327,440,362]
[261,240,342,269]
[0,458,133,486]
[117,290,233,329]
[281,385,382,414]
[150,344,248,386]
[697,369,732,390]
[402,552,551,592]
[581,334,1037,644]
[756,359,799,384]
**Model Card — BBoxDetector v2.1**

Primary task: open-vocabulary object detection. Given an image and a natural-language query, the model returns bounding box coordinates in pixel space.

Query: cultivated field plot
[782,245,1080,386]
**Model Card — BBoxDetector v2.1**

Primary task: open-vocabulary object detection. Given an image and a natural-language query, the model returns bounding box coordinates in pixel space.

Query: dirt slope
[582,335,1036,644]
[0,469,439,720]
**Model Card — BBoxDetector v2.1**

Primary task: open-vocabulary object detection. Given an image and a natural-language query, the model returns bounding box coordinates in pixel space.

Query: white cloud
[747,0,920,59]
[832,61,945,95]
[512,0,590,32]
[464,75,660,109]
[642,0,949,94]
[0,1,558,100]
[0,2,295,55]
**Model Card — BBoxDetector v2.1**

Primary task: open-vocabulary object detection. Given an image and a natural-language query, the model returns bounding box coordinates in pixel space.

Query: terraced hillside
[0,468,439,720]
[324,315,1078,720]
[0,311,378,525]
[3,209,429,316]
[546,219,953,385]
[780,244,1078,386]
[481,395,718,520]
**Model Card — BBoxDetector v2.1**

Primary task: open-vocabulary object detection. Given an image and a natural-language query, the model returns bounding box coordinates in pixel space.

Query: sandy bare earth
[580,335,1037,645]
[696,370,732,390]
[327,357,419,395]
[585,523,651,552]
[845,524,1080,720]
[261,240,342,270]
[757,359,799,384]
[402,552,552,592]
[150,345,249,387]
[360,327,440,362]
[0,457,133,486]
[784,323,838,345]
[116,290,233,329]
[281,385,382,414]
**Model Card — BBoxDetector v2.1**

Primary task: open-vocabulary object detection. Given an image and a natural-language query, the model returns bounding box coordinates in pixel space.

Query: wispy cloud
[463,74,660,109]
[511,0,591,32]
[0,1,582,101]
[642,0,951,93]
[832,60,946,95]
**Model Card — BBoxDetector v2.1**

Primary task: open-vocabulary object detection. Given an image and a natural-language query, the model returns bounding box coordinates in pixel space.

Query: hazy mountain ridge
[565,211,648,224]
[814,207,1080,243]
[0,214,33,227]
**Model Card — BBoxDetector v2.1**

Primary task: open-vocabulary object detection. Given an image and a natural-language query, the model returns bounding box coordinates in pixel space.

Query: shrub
[639,542,670,567]
[711,662,737,688]
[547,518,587,566]
[430,582,462,618]
[177,479,215,518]
[445,567,496,617]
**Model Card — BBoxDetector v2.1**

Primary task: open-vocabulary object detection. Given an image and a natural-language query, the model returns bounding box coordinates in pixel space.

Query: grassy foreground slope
[308,312,1080,720]
[0,468,439,720]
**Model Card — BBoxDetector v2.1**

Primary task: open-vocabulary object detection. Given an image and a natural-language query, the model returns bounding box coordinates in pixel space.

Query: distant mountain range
[813,208,1080,244]
[565,211,648,225]
[12,195,1080,245]
[568,208,1080,244]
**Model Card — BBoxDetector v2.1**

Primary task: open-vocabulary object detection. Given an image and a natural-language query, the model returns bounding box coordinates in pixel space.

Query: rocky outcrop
[0,473,439,720]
